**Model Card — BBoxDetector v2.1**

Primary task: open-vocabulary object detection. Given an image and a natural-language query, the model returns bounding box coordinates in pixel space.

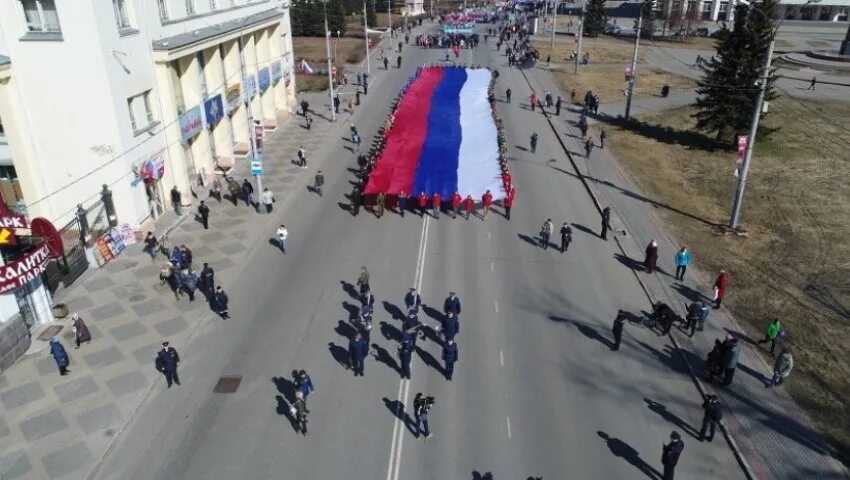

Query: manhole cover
[128,294,146,302]
[213,375,242,394]
[38,325,63,341]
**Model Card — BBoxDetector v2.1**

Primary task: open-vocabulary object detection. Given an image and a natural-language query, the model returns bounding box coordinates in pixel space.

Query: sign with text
[204,94,224,126]
[251,160,263,176]
[225,83,242,114]
[0,244,50,294]
[0,201,28,230]
[244,74,258,99]
[179,105,204,141]
[258,67,271,92]
[0,228,16,246]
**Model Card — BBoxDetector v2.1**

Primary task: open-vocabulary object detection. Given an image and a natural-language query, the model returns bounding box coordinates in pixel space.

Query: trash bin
[661,85,670,98]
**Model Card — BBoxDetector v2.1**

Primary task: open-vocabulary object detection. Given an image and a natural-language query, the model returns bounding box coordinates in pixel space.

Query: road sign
[251,160,264,176]
[0,228,16,246]
[30,217,64,259]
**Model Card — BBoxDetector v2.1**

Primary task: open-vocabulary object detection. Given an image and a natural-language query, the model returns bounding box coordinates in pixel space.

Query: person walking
[294,369,315,409]
[661,431,685,480]
[397,55,402,68]
[398,341,413,379]
[503,186,515,220]
[441,312,460,343]
[314,171,325,197]
[383,56,389,69]
[405,287,422,313]
[644,240,659,274]
[49,337,70,376]
[413,393,434,439]
[398,190,408,217]
[545,91,553,108]
[600,207,612,240]
[333,95,340,114]
[241,179,254,207]
[300,99,310,117]
[417,192,428,217]
[443,340,458,380]
[530,132,538,153]
[292,391,308,434]
[431,192,442,218]
[506,88,512,104]
[297,146,307,168]
[451,192,462,219]
[555,96,562,115]
[170,186,182,215]
[155,341,181,388]
[529,91,538,111]
[674,247,692,281]
[463,195,474,220]
[143,232,159,261]
[580,121,588,139]
[261,188,275,213]
[70,313,92,349]
[197,201,210,229]
[808,76,816,90]
[584,138,593,157]
[559,222,573,253]
[276,224,288,253]
[770,349,794,387]
[721,338,740,386]
[350,186,361,216]
[444,291,461,315]
[756,318,782,354]
[712,270,730,309]
[685,300,709,337]
[600,129,607,148]
[540,218,553,250]
[349,332,367,376]
[212,286,230,319]
[376,192,387,218]
[699,394,722,442]
[482,190,493,219]
[199,263,215,300]
[612,310,626,351]
[357,266,370,294]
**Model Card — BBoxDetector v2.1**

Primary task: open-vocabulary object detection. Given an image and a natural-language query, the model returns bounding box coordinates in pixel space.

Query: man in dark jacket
[197,200,210,229]
[199,263,215,300]
[212,286,229,318]
[661,431,685,480]
[170,186,182,215]
[441,313,459,342]
[241,179,254,207]
[156,341,181,387]
[49,337,70,376]
[612,310,626,351]
[443,292,461,315]
[560,222,573,253]
[405,288,421,313]
[442,340,458,380]
[699,395,722,442]
[398,341,413,379]
[601,207,612,240]
[722,338,740,386]
[349,333,367,376]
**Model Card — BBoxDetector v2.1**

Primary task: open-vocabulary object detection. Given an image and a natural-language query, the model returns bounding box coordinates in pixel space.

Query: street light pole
[550,1,558,55]
[729,37,775,229]
[574,4,584,74]
[322,1,336,121]
[388,0,392,34]
[624,9,643,120]
[364,0,371,76]
[237,36,263,201]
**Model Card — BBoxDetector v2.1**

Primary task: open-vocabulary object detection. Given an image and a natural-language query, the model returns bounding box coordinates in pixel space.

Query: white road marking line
[487,231,492,239]
[490,261,495,272]
[506,417,512,439]
[386,216,430,480]
[500,350,504,367]
[494,300,499,313]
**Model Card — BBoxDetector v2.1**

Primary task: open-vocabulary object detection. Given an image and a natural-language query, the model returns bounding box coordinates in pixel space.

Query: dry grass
[645,35,718,50]
[532,35,645,64]
[293,36,368,65]
[601,97,850,457]
[295,73,328,92]
[551,65,695,105]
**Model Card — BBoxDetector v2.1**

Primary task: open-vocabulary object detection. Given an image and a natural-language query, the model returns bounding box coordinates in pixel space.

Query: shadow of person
[517,233,541,248]
[342,301,361,321]
[570,222,599,238]
[672,283,706,303]
[737,362,771,386]
[382,397,418,436]
[272,376,296,402]
[415,346,444,375]
[421,304,444,323]
[275,394,297,430]
[339,280,359,300]
[372,343,401,375]
[643,398,700,439]
[383,301,405,321]
[471,472,494,480]
[573,322,614,348]
[328,342,350,370]
[614,253,644,272]
[380,320,403,343]
[335,319,358,340]
[597,431,661,479]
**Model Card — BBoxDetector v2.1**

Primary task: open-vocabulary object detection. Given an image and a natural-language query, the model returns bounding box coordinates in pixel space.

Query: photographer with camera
[413,393,435,439]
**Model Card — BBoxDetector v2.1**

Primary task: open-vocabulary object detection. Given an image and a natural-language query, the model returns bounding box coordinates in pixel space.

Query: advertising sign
[258,67,271,92]
[251,160,263,176]
[225,84,242,114]
[244,74,258,99]
[30,218,64,259]
[0,202,27,229]
[143,151,166,180]
[0,244,50,294]
[0,228,16,246]
[271,61,282,83]
[204,94,224,126]
[179,105,204,141]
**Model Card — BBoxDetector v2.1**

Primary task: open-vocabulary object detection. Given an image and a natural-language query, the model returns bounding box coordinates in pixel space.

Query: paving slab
[77,403,123,435]
[41,441,92,479]
[0,450,32,480]
[105,370,148,397]
[18,410,68,442]
[0,381,46,410]
[53,375,100,403]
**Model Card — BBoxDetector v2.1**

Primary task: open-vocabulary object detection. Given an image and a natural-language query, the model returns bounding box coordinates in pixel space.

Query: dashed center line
[494,300,499,313]
[490,261,495,272]
[506,417,512,439]
[499,350,504,367]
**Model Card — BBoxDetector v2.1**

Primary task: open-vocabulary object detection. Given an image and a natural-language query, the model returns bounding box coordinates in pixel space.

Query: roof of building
[0,55,10,67]
[152,8,283,51]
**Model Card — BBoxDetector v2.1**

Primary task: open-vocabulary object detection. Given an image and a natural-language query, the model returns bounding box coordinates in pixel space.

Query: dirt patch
[551,65,695,104]
[600,97,850,457]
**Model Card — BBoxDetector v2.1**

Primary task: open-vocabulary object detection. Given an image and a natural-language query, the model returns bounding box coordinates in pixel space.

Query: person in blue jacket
[49,337,70,376]
[674,247,692,281]
[443,340,458,380]
[349,333,367,376]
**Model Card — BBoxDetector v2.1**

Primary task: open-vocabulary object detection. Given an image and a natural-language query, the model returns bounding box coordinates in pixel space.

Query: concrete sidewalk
[521,66,849,478]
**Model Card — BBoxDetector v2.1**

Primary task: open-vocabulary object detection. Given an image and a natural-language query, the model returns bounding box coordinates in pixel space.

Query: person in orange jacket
[417,192,428,217]
[482,190,493,220]
[431,192,442,219]
[463,195,474,220]
[451,192,462,219]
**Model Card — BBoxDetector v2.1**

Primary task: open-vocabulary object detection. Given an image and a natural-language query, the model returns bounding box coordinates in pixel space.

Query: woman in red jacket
[713,270,730,309]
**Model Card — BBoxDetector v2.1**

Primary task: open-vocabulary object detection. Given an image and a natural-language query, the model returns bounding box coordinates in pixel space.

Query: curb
[517,67,759,480]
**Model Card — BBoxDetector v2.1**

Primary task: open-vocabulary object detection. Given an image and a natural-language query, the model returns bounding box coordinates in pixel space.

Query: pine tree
[583,0,607,37]
[634,1,655,39]
[692,1,778,143]
[290,0,325,36]
[365,0,377,27]
[329,0,347,34]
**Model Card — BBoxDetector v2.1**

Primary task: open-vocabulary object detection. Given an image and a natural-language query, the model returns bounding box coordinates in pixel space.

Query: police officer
[441,312,459,343]
[197,200,210,229]
[199,263,215,300]
[661,431,685,480]
[405,287,421,313]
[212,286,229,319]
[443,292,461,315]
[699,394,722,442]
[398,341,413,379]
[155,341,181,388]
[443,339,458,380]
[560,222,573,253]
[349,332,367,376]
[612,310,626,351]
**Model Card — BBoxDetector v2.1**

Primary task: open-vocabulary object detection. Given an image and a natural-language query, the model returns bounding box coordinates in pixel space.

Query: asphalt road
[92,25,746,480]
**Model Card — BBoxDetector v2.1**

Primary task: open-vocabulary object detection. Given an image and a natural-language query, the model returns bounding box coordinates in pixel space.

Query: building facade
[0,0,296,369]
[666,0,849,22]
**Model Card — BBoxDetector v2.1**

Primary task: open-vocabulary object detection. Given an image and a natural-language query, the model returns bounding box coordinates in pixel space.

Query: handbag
[712,287,719,301]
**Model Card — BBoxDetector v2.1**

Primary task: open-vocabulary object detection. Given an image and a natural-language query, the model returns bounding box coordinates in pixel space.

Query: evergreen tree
[692,1,778,143]
[329,0,347,34]
[290,0,325,36]
[365,0,377,27]
[583,0,607,37]
[634,1,655,39]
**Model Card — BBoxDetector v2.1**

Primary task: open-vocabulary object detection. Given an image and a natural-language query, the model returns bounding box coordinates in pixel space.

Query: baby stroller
[647,301,682,335]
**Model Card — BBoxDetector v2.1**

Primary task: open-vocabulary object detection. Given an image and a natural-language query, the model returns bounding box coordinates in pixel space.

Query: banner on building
[225,84,242,114]
[0,244,50,294]
[143,151,166,181]
[204,94,224,126]
[179,106,204,142]
[244,74,258,99]
[258,67,271,92]
[271,61,283,84]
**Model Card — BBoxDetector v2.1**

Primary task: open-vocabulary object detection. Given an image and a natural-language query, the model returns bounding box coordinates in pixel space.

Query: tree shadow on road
[327,342,350,370]
[597,431,662,479]
[382,397,418,436]
[372,343,401,376]
[643,398,700,439]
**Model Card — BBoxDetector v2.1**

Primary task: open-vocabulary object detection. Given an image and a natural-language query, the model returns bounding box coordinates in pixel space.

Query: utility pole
[237,37,263,201]
[550,1,558,54]
[624,10,643,120]
[322,0,336,121]
[729,37,775,229]
[574,4,584,74]
[364,0,371,76]
[388,0,392,34]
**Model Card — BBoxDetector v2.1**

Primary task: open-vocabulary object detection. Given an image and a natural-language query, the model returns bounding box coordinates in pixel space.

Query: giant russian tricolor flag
[364,67,506,200]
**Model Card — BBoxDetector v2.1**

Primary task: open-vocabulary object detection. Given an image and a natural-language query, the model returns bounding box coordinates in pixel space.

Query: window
[186,0,196,15]
[113,0,131,28]
[158,0,169,21]
[128,91,156,134]
[20,0,61,33]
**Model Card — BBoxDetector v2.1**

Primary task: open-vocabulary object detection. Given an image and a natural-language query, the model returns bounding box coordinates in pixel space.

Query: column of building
[222,38,250,160]
[179,54,215,183]
[242,31,265,133]
[153,61,192,208]
[203,45,235,167]
[256,28,276,130]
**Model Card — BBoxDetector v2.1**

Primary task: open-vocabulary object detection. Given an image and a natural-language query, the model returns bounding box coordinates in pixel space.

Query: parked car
[605,23,623,34]
[693,27,710,37]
